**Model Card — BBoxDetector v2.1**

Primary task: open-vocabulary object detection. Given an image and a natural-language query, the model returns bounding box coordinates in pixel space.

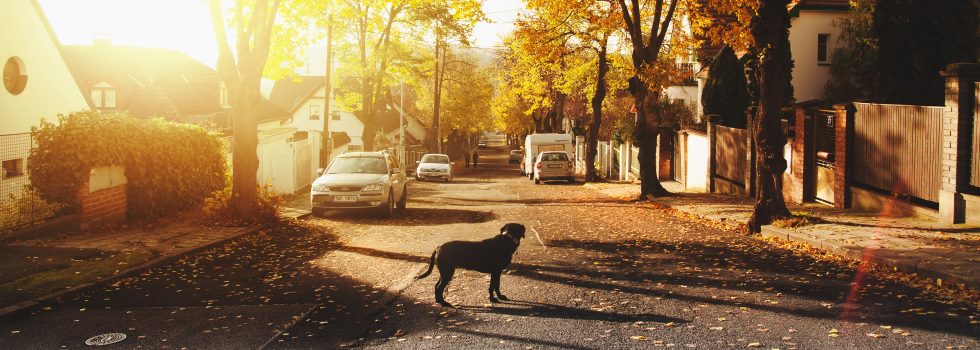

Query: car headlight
[313,184,329,192]
[362,183,383,192]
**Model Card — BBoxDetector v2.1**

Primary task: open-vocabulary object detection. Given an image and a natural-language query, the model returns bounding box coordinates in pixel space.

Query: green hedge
[29,111,226,219]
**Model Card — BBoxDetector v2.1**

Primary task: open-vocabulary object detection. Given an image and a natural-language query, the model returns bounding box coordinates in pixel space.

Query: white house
[666,0,852,112]
[260,77,366,160]
[1,0,89,201]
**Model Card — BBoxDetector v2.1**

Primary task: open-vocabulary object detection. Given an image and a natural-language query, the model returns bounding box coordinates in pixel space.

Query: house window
[309,104,321,120]
[817,34,830,64]
[331,111,341,121]
[3,56,27,95]
[219,82,230,108]
[2,158,24,179]
[91,82,116,109]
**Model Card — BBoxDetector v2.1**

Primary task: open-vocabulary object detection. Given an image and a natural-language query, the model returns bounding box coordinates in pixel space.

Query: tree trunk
[229,76,260,218]
[586,44,609,182]
[746,0,793,233]
[430,39,443,153]
[632,80,670,198]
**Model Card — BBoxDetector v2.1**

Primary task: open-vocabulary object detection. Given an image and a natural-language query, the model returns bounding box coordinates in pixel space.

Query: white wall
[257,129,296,195]
[277,87,365,149]
[683,132,709,192]
[789,10,847,102]
[666,84,703,118]
[0,0,88,135]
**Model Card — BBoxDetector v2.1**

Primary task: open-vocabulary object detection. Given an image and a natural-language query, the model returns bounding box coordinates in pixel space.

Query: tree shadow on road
[316,208,497,226]
[459,300,687,324]
[335,239,980,338]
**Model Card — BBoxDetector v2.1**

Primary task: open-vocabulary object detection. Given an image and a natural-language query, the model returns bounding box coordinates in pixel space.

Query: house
[667,0,853,113]
[1,0,90,201]
[260,76,428,165]
[60,43,228,123]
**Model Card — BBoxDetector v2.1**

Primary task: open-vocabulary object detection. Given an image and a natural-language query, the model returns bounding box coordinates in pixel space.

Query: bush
[702,46,749,128]
[29,111,226,220]
[0,187,64,233]
[202,174,283,225]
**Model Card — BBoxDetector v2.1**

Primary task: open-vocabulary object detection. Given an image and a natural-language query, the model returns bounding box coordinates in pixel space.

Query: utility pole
[399,79,405,166]
[320,11,334,168]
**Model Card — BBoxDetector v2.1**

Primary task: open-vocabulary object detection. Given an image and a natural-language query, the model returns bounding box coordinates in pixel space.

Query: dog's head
[500,223,526,240]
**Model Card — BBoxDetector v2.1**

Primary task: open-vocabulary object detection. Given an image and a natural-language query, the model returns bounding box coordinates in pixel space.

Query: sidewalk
[585,181,980,289]
[0,207,310,316]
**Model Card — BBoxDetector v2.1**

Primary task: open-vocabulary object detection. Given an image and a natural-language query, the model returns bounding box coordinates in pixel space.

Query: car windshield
[327,157,388,174]
[510,151,521,155]
[540,153,568,161]
[420,155,450,164]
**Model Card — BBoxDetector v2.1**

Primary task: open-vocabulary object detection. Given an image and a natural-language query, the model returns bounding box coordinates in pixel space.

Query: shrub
[0,186,64,234]
[702,46,749,128]
[29,111,226,220]
[202,174,283,225]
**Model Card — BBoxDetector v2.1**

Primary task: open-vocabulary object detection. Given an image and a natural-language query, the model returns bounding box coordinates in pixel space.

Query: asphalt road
[1,146,978,349]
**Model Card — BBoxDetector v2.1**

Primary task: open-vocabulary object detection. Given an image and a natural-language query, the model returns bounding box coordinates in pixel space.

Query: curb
[760,225,980,289]
[0,213,311,319]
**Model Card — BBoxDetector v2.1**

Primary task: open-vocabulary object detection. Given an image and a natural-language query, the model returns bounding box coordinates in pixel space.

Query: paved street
[1,148,978,349]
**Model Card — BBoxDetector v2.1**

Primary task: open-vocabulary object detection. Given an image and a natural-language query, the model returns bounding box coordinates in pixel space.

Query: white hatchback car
[415,154,453,182]
[533,151,574,184]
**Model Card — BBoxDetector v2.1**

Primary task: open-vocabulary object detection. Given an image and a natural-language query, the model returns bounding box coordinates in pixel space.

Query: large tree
[614,0,688,198]
[331,0,484,152]
[523,0,623,182]
[745,0,793,232]
[209,0,287,218]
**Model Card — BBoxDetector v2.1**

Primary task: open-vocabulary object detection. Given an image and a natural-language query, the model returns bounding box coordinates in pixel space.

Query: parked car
[478,139,487,148]
[508,150,523,164]
[523,133,573,178]
[533,151,575,184]
[310,151,407,217]
[415,153,453,182]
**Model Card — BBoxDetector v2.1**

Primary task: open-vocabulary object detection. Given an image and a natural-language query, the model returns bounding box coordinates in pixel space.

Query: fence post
[832,103,855,209]
[744,107,757,198]
[939,63,980,223]
[706,115,719,193]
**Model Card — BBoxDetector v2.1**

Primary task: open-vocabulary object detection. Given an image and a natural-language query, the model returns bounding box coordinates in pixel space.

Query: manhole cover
[84,333,127,346]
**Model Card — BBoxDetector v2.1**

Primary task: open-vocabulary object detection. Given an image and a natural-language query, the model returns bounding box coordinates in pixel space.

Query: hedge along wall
[28,111,226,220]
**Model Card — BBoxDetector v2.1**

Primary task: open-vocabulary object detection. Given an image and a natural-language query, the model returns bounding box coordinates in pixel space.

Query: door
[813,110,835,204]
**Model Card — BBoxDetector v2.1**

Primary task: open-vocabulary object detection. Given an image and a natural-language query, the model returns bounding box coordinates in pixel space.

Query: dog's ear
[500,224,509,234]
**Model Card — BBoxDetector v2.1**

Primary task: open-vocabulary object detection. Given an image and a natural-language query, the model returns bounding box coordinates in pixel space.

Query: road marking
[531,227,547,248]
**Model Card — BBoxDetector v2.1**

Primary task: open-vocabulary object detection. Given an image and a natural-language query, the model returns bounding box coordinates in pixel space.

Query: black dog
[417,223,526,306]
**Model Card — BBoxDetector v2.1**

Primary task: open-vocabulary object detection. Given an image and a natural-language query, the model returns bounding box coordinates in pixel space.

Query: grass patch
[0,250,154,307]
[772,211,825,228]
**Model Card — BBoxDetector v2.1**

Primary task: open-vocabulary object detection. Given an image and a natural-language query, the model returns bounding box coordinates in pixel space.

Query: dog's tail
[416,250,436,279]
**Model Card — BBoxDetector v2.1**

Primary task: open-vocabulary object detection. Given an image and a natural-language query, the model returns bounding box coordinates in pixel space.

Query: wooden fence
[973,82,980,188]
[714,125,748,185]
[853,102,943,203]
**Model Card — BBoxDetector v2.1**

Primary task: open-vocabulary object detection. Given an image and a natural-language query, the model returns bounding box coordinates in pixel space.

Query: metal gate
[813,110,836,204]
[293,140,312,190]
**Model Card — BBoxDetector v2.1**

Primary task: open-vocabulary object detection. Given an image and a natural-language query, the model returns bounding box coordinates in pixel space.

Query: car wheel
[534,177,540,184]
[396,185,407,210]
[378,192,394,218]
[567,177,575,184]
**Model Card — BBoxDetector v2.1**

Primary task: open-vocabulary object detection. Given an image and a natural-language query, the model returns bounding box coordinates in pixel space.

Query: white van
[522,133,574,178]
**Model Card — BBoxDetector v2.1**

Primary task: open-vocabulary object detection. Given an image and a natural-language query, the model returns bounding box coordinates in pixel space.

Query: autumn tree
[615,0,696,198]
[209,0,300,218]
[330,0,484,152]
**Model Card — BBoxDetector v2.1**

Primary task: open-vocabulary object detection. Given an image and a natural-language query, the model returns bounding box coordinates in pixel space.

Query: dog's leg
[490,272,509,301]
[435,268,455,307]
[488,273,499,303]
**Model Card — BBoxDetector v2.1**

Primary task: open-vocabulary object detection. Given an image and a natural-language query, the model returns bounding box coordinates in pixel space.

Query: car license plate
[548,164,562,168]
[334,195,357,202]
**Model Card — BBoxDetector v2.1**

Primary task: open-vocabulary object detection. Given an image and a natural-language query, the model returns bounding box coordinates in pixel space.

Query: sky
[38,0,524,70]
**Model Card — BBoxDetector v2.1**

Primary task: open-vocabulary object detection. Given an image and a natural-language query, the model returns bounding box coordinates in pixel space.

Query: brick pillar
[78,168,128,230]
[707,115,720,193]
[833,103,855,209]
[783,104,807,204]
[939,63,980,224]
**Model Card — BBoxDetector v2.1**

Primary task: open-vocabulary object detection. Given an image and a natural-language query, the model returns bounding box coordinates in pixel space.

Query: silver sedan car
[310,151,407,217]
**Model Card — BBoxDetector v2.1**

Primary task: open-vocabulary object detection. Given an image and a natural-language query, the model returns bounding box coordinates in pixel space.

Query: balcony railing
[675,63,697,86]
